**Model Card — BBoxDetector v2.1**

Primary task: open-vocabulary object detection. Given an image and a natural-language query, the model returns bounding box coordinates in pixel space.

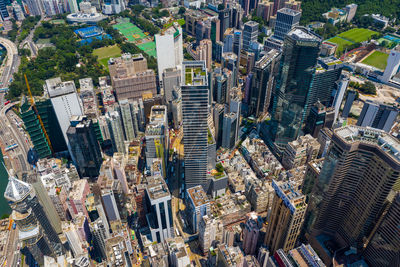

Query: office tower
[249,50,281,117]
[195,20,211,45]
[331,76,349,122]
[267,27,321,154]
[102,0,125,14]
[222,112,239,149]
[45,78,83,149]
[342,90,356,119]
[5,177,54,265]
[243,21,259,52]
[0,0,9,20]
[198,215,222,255]
[311,126,400,250]
[197,39,213,71]
[218,8,230,41]
[23,0,43,15]
[214,41,224,62]
[242,212,262,255]
[306,57,344,116]
[68,0,78,13]
[257,1,274,22]
[145,105,168,173]
[223,32,234,53]
[20,97,52,158]
[145,176,173,243]
[233,30,242,57]
[274,8,301,40]
[108,53,157,101]
[155,24,183,83]
[357,100,398,132]
[213,103,225,148]
[363,193,400,266]
[118,99,136,140]
[106,111,125,153]
[265,180,307,253]
[90,218,108,260]
[67,116,102,178]
[381,46,400,83]
[281,134,320,170]
[304,102,335,138]
[162,67,181,103]
[222,53,238,86]
[186,185,210,233]
[181,61,209,188]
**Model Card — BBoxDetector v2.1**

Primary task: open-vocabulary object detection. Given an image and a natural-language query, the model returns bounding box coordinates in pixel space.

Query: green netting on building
[92,121,103,145]
[20,98,51,158]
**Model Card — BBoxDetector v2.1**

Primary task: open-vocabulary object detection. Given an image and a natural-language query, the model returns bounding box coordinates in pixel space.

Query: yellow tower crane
[24,74,54,154]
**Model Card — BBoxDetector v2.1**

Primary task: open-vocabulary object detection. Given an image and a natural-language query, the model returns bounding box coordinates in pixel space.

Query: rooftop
[46,78,77,98]
[278,8,301,16]
[146,176,171,201]
[288,27,321,42]
[4,176,32,203]
[187,185,209,207]
[272,180,306,214]
[182,61,208,86]
[335,126,400,162]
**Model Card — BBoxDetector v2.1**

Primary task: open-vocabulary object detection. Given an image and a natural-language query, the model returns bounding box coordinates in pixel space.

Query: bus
[5,143,18,152]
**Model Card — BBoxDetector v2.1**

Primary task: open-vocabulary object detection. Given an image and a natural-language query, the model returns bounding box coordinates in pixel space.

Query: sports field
[361,50,389,70]
[93,45,122,68]
[327,37,353,53]
[113,20,157,58]
[338,28,378,43]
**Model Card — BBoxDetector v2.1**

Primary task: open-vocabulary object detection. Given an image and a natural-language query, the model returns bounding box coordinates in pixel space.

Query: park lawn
[93,45,122,69]
[338,28,378,43]
[327,37,353,53]
[361,50,389,70]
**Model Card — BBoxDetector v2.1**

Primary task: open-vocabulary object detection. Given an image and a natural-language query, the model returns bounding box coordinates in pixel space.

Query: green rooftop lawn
[361,50,389,70]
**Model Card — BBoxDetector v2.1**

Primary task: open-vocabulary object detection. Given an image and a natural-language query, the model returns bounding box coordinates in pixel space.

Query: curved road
[0,36,20,104]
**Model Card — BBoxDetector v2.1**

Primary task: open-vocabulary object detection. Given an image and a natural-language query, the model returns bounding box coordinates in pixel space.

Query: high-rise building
[257,1,274,22]
[145,176,173,243]
[186,185,210,233]
[118,99,136,140]
[5,177,53,265]
[363,193,400,266]
[381,46,400,83]
[5,177,63,260]
[155,24,183,83]
[20,97,52,158]
[45,78,83,150]
[331,75,349,122]
[345,3,358,22]
[242,212,262,255]
[181,61,209,188]
[311,126,400,250]
[249,50,281,117]
[233,30,242,57]
[68,0,78,13]
[23,0,43,16]
[67,116,102,178]
[304,102,335,138]
[222,112,239,149]
[108,53,157,101]
[267,27,321,154]
[243,21,259,52]
[357,100,398,132]
[197,39,213,71]
[341,90,356,119]
[198,215,222,255]
[264,180,307,253]
[145,105,168,173]
[0,0,9,20]
[102,0,125,14]
[274,8,301,40]
[106,111,125,154]
[90,218,108,260]
[42,0,63,15]
[162,67,181,104]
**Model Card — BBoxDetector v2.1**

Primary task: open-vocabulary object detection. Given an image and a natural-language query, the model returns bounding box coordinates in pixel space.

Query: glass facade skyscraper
[267,27,322,154]
[181,61,209,189]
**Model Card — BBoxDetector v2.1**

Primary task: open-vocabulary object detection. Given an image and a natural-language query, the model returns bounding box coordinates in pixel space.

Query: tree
[360,81,376,95]
[178,6,186,15]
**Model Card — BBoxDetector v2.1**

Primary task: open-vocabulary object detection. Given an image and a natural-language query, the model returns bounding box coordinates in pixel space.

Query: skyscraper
[357,100,398,132]
[242,212,262,255]
[155,24,183,83]
[274,8,301,40]
[0,0,9,20]
[267,27,321,154]
[264,180,307,253]
[311,126,400,250]
[242,21,259,52]
[67,116,102,178]
[363,193,400,266]
[222,112,239,149]
[197,39,213,71]
[341,90,356,119]
[249,50,281,117]
[181,61,209,189]
[380,46,400,83]
[106,111,125,154]
[23,0,43,16]
[118,99,136,140]
[233,30,242,57]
